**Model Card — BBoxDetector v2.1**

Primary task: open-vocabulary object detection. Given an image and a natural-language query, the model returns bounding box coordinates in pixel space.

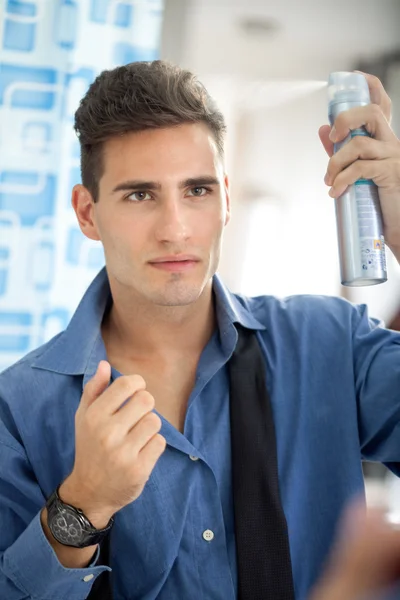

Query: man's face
[87,123,230,307]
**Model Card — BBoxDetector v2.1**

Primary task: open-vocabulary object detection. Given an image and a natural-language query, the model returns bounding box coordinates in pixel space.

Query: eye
[127,191,152,202]
[187,187,209,197]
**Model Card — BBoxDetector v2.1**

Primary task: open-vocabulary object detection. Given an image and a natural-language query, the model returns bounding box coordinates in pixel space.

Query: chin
[147,279,208,307]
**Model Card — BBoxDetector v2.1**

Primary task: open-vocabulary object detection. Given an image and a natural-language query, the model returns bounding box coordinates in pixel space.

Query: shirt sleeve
[352,302,400,472]
[0,435,111,600]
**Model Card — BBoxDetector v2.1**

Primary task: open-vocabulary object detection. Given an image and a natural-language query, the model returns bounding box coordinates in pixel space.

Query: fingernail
[329,187,335,197]
[324,172,332,185]
[329,127,337,142]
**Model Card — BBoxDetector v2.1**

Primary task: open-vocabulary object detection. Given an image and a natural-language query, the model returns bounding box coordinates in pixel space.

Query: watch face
[51,506,84,545]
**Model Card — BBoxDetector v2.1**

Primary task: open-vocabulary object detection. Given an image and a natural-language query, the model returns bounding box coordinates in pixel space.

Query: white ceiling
[163,0,400,81]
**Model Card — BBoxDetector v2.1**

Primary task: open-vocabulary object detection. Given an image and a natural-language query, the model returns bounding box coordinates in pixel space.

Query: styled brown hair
[74,60,227,201]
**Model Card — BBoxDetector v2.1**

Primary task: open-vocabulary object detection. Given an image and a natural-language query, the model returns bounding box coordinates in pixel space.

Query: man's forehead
[101,125,223,185]
[104,123,218,154]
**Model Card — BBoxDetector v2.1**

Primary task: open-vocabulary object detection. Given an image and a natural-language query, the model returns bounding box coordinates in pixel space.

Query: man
[0,60,400,600]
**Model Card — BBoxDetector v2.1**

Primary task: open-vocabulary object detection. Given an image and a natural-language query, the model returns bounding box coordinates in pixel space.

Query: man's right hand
[60,360,166,528]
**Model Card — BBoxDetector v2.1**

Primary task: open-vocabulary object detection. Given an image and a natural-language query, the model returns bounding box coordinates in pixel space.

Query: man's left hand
[319,72,400,261]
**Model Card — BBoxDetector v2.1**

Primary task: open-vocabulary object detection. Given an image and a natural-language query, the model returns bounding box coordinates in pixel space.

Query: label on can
[355,183,386,277]
[334,127,387,281]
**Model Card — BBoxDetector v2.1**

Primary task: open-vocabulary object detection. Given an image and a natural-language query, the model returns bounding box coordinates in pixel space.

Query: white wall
[218,86,341,298]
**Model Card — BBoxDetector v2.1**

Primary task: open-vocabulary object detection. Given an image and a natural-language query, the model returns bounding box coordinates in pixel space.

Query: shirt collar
[33,267,265,382]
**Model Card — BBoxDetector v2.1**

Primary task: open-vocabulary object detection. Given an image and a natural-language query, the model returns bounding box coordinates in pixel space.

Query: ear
[71,184,101,241]
[223,174,231,226]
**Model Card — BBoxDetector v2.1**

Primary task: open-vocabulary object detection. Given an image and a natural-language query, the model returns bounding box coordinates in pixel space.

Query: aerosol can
[328,72,387,286]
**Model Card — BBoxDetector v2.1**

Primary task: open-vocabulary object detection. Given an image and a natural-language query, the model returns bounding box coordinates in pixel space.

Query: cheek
[97,208,134,237]
[196,215,224,243]
[214,208,228,237]
[96,214,141,257]
[200,202,227,233]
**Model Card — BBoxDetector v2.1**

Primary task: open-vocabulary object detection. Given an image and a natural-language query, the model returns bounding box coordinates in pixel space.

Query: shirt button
[189,455,199,461]
[202,529,214,542]
[83,574,94,582]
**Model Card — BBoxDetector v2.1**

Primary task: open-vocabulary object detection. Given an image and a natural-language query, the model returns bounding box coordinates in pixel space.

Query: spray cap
[328,72,370,106]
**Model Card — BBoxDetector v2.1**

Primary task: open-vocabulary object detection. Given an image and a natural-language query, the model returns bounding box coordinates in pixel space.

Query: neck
[102,278,216,363]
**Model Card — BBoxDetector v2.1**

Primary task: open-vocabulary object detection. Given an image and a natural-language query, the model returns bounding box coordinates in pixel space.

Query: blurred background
[1,0,400,510]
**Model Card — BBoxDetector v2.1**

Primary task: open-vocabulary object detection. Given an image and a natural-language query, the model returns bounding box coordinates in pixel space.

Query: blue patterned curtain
[0,0,164,371]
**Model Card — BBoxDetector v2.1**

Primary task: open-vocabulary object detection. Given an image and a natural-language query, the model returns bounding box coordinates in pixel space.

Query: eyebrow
[112,176,220,194]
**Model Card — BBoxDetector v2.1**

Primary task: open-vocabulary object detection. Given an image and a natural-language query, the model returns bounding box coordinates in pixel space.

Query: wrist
[59,476,115,530]
[386,237,400,263]
[391,246,400,264]
[40,507,99,567]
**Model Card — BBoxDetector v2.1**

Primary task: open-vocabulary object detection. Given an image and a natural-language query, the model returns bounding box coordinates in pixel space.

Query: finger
[319,125,334,157]
[328,159,392,198]
[331,105,396,144]
[113,389,156,433]
[137,433,167,475]
[128,411,163,455]
[354,70,392,123]
[91,374,147,416]
[81,361,112,409]
[325,136,392,186]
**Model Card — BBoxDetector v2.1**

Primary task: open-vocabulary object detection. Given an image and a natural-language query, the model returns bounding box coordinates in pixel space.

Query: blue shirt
[1,268,400,600]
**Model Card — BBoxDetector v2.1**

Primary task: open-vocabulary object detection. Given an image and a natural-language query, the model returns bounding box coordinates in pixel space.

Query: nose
[154,197,191,244]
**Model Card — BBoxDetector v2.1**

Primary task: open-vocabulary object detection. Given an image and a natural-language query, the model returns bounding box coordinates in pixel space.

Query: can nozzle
[328,72,370,107]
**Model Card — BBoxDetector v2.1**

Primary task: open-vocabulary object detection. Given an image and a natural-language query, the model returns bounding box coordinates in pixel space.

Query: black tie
[229,325,295,600]
[88,326,295,599]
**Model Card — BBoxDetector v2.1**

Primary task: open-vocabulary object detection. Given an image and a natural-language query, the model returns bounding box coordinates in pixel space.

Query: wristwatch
[46,485,114,548]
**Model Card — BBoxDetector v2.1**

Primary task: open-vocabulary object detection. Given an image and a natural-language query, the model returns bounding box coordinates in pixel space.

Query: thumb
[319,124,335,157]
[82,360,111,408]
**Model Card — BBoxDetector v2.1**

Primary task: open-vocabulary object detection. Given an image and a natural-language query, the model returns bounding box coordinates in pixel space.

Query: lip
[148,255,200,272]
[149,255,200,263]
